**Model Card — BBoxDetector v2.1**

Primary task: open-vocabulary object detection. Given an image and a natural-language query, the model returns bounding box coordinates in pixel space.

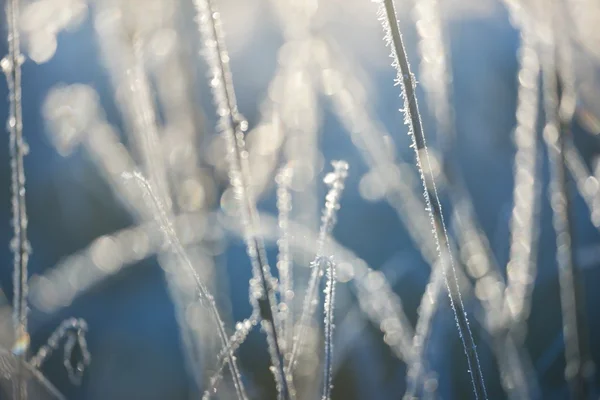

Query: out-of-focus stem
[539,9,594,396]
[193,0,292,398]
[376,0,488,398]
[3,0,30,398]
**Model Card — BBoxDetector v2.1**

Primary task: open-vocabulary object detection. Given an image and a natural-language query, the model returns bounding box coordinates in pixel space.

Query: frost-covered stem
[125,172,248,400]
[315,39,438,265]
[276,167,294,350]
[316,161,349,255]
[30,318,91,385]
[375,1,487,398]
[321,257,336,400]
[223,209,417,369]
[411,1,534,395]
[316,41,445,392]
[539,18,594,398]
[287,161,348,375]
[3,0,29,398]
[203,313,258,399]
[193,2,292,398]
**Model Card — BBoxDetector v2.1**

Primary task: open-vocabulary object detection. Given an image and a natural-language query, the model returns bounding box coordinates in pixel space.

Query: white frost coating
[321,257,336,400]
[3,0,30,398]
[203,312,259,399]
[30,318,91,385]
[411,0,526,396]
[276,167,294,351]
[373,1,487,398]
[288,161,348,374]
[123,172,248,400]
[315,41,438,266]
[192,0,292,398]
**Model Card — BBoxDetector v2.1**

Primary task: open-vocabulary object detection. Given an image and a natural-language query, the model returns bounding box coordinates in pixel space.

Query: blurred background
[0,0,600,398]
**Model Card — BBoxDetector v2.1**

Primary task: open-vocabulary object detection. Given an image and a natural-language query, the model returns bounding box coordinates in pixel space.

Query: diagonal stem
[193,0,293,398]
[377,1,488,398]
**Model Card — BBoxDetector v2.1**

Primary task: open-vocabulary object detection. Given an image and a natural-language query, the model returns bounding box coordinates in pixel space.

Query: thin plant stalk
[375,1,488,398]
[3,0,30,398]
[30,318,91,385]
[192,0,292,398]
[203,313,258,399]
[539,10,594,397]
[322,257,336,400]
[125,172,248,400]
[411,1,538,396]
[287,161,349,375]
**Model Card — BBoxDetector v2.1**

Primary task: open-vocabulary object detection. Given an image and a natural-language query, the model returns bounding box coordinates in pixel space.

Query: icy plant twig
[223,209,418,368]
[30,318,91,385]
[2,0,30,398]
[193,0,293,398]
[374,1,487,398]
[410,1,538,396]
[123,171,248,400]
[203,313,258,399]
[321,256,336,400]
[288,161,348,375]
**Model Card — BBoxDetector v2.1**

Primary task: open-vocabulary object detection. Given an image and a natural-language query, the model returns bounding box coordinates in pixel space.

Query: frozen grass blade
[409,2,538,396]
[314,33,487,398]
[287,161,348,377]
[123,171,248,400]
[2,0,30,397]
[193,2,292,397]
[321,256,336,400]
[236,209,417,365]
[373,1,487,398]
[30,318,91,385]
[203,313,258,399]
